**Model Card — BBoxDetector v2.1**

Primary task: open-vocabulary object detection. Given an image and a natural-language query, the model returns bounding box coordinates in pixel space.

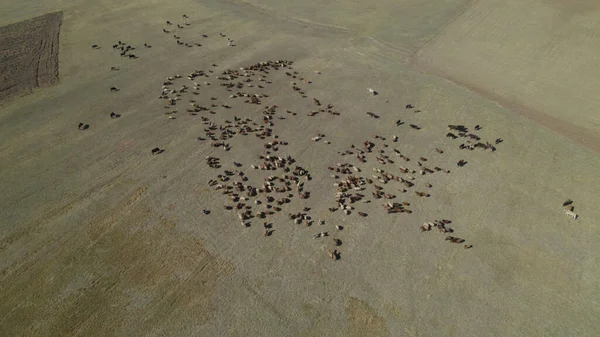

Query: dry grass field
[414,0,600,152]
[1,0,599,336]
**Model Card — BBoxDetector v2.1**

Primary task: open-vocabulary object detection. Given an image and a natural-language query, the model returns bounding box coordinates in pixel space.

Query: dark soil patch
[0,11,63,103]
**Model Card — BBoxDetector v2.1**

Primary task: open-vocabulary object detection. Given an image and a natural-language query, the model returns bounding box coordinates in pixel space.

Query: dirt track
[0,12,62,103]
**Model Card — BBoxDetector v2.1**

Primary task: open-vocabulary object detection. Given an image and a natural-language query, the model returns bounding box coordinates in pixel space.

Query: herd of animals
[155,56,498,258]
[80,14,580,261]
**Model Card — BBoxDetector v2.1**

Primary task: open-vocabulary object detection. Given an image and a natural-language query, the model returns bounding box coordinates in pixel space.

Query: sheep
[565,210,578,220]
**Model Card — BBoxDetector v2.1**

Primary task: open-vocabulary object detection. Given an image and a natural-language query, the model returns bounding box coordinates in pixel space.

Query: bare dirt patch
[346,297,390,337]
[0,11,62,103]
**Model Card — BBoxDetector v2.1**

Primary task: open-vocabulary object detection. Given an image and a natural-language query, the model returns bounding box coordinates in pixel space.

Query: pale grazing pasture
[1,0,599,336]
